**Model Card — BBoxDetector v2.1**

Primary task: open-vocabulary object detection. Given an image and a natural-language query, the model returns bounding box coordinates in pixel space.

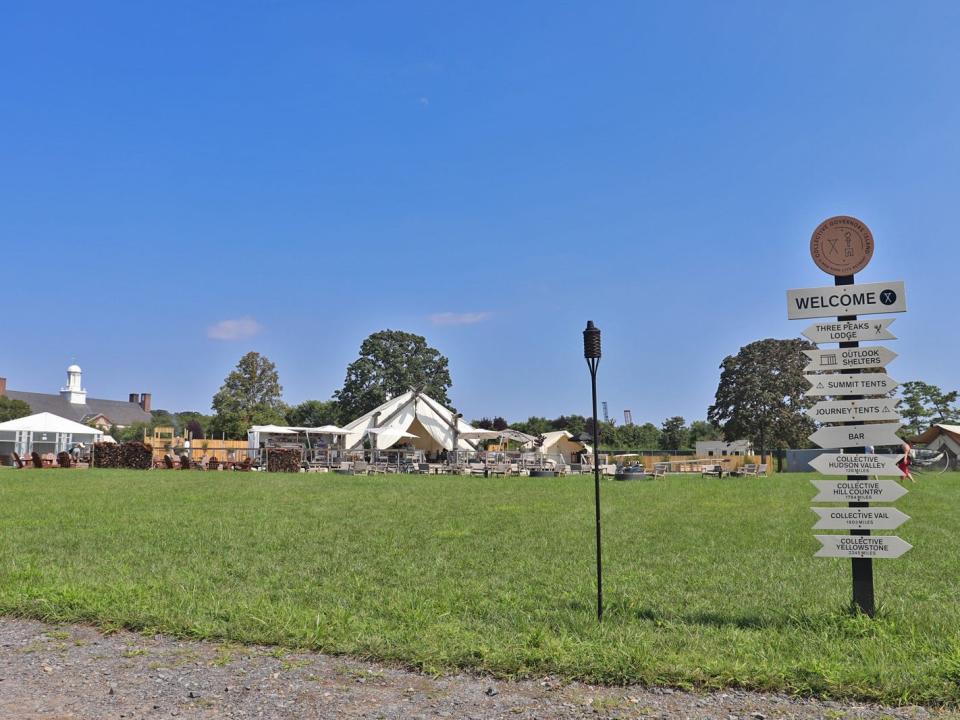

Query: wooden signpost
[787,215,911,617]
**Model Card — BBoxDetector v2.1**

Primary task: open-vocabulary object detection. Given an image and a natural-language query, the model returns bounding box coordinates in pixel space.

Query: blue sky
[2,2,958,425]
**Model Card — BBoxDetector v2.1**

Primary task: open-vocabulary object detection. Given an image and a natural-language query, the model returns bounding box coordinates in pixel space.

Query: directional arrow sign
[811,507,910,531]
[805,399,901,423]
[809,422,902,449]
[805,372,898,397]
[814,535,912,559]
[811,479,909,502]
[787,281,907,320]
[803,346,897,373]
[809,453,906,477]
[802,318,896,344]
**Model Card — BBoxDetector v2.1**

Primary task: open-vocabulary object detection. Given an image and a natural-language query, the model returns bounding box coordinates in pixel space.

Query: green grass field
[1,469,958,704]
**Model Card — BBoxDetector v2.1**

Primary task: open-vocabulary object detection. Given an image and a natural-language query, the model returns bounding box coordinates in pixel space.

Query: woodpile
[93,443,120,468]
[267,448,301,473]
[93,442,153,469]
[120,442,153,470]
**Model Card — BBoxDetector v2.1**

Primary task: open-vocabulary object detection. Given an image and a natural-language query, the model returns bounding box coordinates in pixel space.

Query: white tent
[912,424,960,461]
[522,430,589,463]
[342,390,479,453]
[247,424,298,449]
[0,412,104,457]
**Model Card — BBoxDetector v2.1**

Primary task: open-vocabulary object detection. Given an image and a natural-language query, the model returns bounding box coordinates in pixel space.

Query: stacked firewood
[93,442,153,469]
[120,442,153,469]
[93,443,121,468]
[267,448,301,473]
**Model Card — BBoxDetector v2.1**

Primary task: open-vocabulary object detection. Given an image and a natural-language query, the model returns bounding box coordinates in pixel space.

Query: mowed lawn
[1,469,959,704]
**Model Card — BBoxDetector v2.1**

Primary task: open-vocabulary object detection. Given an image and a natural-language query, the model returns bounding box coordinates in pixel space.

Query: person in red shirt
[897,442,914,482]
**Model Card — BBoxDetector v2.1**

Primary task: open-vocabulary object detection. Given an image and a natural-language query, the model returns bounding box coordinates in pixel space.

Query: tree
[899,381,958,435]
[688,419,722,446]
[492,416,509,431]
[899,382,934,437]
[659,416,689,451]
[334,330,452,420]
[0,396,31,423]
[614,422,661,450]
[114,422,151,443]
[185,419,205,440]
[210,352,287,439]
[708,338,816,461]
[287,400,341,428]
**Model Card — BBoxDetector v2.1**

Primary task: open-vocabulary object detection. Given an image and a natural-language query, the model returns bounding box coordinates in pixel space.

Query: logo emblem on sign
[810,216,874,276]
[880,289,897,305]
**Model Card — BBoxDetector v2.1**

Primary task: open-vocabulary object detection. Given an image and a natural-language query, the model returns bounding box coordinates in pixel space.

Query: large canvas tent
[521,430,589,463]
[0,412,103,457]
[911,424,960,464]
[342,390,479,453]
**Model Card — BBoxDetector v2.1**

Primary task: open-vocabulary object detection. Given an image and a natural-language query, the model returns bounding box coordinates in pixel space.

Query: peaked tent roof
[911,424,960,445]
[0,412,105,436]
[342,390,479,452]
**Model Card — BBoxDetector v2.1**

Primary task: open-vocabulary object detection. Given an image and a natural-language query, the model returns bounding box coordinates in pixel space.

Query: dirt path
[0,618,945,719]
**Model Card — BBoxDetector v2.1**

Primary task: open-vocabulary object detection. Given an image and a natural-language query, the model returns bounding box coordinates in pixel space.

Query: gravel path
[0,618,946,719]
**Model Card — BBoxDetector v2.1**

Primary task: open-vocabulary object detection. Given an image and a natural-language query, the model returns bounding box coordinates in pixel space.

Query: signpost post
[788,215,911,617]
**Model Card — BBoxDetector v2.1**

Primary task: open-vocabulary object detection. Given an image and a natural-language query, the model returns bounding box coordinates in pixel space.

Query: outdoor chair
[757,463,768,476]
[740,463,758,476]
[702,464,725,479]
[652,463,668,479]
[12,452,26,469]
[416,463,431,474]
[179,454,192,470]
[353,460,369,475]
[163,454,176,469]
[30,452,44,469]
[490,462,512,477]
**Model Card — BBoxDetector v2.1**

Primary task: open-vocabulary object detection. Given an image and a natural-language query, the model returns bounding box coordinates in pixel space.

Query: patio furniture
[739,463,758,476]
[702,464,725,478]
[652,463,669,479]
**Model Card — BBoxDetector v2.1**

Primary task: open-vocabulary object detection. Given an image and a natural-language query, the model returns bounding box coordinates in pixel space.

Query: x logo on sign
[827,238,839,255]
[880,290,897,305]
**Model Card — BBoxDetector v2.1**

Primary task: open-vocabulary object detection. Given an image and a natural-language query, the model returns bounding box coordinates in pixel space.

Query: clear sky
[2,2,957,425]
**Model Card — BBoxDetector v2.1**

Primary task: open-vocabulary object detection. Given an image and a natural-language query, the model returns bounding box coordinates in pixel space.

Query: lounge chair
[12,452,25,469]
[652,463,669,479]
[740,463,758,476]
[702,464,725,478]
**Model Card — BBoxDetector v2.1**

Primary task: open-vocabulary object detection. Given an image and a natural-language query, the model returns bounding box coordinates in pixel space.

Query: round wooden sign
[810,216,874,276]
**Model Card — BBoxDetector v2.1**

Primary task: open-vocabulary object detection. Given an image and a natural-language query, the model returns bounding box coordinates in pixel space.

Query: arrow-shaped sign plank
[808,422,902,449]
[814,534,912,559]
[805,372,899,398]
[803,346,897,373]
[809,453,906,477]
[805,399,901,424]
[802,318,896,344]
[811,507,910,531]
[811,479,909,502]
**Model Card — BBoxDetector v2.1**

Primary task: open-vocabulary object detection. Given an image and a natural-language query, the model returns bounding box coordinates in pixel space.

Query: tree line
[8,330,950,449]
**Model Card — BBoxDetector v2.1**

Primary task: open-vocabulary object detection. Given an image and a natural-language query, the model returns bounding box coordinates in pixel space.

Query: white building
[695,439,753,457]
